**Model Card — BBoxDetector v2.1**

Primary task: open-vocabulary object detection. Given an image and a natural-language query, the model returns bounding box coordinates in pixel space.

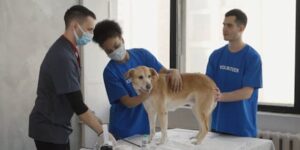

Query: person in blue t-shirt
[92,20,182,139]
[206,9,262,137]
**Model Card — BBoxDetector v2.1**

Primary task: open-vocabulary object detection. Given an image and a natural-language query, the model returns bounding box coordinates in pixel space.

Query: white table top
[81,128,275,150]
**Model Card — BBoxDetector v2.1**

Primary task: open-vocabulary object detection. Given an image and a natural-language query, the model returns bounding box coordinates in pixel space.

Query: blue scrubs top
[103,48,163,139]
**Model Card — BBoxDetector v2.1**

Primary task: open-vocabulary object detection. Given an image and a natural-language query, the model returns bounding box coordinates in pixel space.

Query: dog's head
[125,66,158,94]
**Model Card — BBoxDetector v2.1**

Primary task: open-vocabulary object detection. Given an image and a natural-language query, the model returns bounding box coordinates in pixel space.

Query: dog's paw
[156,138,168,145]
[189,133,199,140]
[190,138,197,145]
[147,138,152,144]
[191,140,202,145]
[191,138,203,145]
[148,134,154,143]
[191,141,198,145]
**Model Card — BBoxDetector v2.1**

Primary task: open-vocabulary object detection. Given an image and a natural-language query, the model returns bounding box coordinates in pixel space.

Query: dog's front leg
[157,110,168,144]
[143,101,157,143]
[147,110,157,143]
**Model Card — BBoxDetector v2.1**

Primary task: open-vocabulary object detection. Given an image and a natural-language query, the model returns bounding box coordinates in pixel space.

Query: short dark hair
[225,9,247,27]
[64,5,96,28]
[93,20,122,46]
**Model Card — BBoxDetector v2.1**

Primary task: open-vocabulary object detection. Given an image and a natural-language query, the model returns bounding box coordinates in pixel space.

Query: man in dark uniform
[28,5,112,150]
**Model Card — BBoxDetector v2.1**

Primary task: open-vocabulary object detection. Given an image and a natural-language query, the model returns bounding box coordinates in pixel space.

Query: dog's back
[150,73,217,112]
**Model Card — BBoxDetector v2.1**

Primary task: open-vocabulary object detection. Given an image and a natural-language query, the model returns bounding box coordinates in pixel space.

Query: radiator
[258,130,300,150]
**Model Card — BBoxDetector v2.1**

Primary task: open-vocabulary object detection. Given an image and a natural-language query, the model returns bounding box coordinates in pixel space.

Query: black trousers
[34,140,70,150]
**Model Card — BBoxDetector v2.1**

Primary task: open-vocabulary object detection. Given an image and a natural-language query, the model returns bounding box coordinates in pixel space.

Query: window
[117,0,170,67]
[171,0,300,113]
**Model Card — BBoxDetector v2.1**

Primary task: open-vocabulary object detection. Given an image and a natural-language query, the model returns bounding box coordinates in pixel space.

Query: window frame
[258,0,300,114]
[170,0,177,68]
[170,0,300,114]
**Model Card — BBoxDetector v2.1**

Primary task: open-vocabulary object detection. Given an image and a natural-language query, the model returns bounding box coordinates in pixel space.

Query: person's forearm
[79,109,103,135]
[120,93,149,108]
[220,87,254,102]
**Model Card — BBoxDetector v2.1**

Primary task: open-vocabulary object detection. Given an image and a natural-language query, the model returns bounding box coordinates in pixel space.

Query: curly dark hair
[92,20,122,46]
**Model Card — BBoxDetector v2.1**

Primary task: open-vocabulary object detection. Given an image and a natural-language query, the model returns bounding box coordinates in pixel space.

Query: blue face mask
[73,25,93,46]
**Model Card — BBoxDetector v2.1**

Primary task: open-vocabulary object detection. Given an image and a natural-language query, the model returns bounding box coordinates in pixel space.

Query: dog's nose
[146,84,151,90]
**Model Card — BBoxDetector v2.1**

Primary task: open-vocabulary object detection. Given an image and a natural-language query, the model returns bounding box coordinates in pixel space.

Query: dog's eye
[148,75,151,78]
[138,76,143,79]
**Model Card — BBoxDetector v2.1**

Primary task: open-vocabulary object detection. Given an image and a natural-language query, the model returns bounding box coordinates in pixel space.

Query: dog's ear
[124,69,135,79]
[150,68,159,80]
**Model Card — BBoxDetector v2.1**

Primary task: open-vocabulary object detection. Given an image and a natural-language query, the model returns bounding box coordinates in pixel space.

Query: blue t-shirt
[103,48,163,139]
[206,44,262,137]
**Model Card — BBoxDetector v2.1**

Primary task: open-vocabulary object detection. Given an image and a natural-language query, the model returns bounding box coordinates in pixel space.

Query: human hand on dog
[167,69,183,93]
[214,88,222,102]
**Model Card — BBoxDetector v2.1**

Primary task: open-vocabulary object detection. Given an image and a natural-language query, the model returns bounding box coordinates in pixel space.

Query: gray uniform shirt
[29,36,80,144]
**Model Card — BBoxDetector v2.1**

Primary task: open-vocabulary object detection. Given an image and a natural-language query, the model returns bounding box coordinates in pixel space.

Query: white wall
[80,0,117,148]
[257,112,300,134]
[0,0,118,149]
[0,0,79,150]
[168,109,300,135]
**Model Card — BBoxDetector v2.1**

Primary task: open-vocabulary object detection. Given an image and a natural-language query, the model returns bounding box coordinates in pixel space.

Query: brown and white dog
[125,66,217,144]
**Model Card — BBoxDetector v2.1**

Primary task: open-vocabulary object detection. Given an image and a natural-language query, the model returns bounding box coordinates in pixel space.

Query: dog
[125,66,217,144]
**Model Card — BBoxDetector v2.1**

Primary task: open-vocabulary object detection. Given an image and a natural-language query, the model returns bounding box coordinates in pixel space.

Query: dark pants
[34,140,70,150]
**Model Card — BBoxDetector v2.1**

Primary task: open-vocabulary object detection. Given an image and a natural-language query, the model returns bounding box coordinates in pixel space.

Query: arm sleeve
[206,51,216,79]
[243,52,263,89]
[51,54,80,94]
[103,68,129,104]
[141,49,163,72]
[65,90,88,115]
